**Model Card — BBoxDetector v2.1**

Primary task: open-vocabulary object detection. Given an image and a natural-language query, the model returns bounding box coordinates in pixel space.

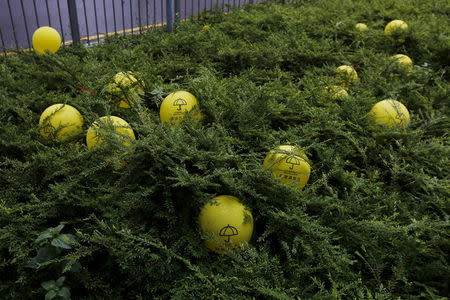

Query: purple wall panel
[75,0,166,39]
[1,0,260,52]
[0,0,72,50]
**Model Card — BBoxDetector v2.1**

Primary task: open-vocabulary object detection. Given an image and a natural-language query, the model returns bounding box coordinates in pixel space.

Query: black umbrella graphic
[173,98,187,111]
[219,225,239,242]
[285,156,301,170]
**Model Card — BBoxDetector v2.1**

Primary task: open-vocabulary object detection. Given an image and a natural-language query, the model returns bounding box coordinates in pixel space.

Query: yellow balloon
[86,116,136,150]
[199,195,254,254]
[321,85,350,101]
[39,104,84,141]
[106,72,144,108]
[263,145,311,190]
[369,99,410,129]
[335,65,359,86]
[390,54,413,75]
[384,20,409,41]
[160,91,202,125]
[355,23,368,32]
[32,26,61,55]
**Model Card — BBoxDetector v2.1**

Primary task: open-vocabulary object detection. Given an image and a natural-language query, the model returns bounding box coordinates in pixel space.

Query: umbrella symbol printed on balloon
[173,98,188,111]
[219,225,239,242]
[285,156,301,170]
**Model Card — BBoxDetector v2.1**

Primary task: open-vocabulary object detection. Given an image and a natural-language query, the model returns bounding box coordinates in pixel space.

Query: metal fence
[0,0,265,53]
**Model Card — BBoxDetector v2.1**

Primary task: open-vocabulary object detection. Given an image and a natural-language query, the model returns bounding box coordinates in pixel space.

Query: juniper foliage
[1,0,449,298]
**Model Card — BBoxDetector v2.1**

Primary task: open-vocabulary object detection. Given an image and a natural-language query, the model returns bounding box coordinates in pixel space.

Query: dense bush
[1,0,449,298]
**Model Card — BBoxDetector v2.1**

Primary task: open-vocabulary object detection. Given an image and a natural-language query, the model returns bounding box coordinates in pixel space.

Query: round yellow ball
[369,99,410,129]
[32,26,61,55]
[355,23,368,32]
[86,116,136,150]
[263,145,311,190]
[39,104,84,141]
[390,54,413,75]
[106,72,144,108]
[336,65,359,85]
[160,91,202,125]
[199,195,254,254]
[384,20,409,41]
[321,85,350,101]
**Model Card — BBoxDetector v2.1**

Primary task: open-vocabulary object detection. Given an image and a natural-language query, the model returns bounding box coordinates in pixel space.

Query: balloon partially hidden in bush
[263,145,311,190]
[321,85,350,101]
[106,72,144,108]
[335,65,359,86]
[355,23,368,32]
[39,104,84,141]
[199,195,254,254]
[32,26,62,55]
[384,20,409,42]
[86,116,136,150]
[160,91,202,125]
[369,99,410,129]
[390,54,413,75]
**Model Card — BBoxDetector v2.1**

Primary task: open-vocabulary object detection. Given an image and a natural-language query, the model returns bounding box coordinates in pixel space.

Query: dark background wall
[0,0,258,52]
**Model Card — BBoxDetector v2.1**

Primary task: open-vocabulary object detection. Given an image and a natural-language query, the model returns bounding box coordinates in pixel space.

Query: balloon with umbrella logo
[263,145,311,190]
[199,195,253,254]
[219,224,239,242]
[160,91,202,125]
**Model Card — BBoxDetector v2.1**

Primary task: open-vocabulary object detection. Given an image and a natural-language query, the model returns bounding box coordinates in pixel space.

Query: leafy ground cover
[1,0,449,298]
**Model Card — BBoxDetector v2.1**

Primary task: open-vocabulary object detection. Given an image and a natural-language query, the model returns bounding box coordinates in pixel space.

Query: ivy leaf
[35,232,53,243]
[36,246,61,261]
[57,287,71,299]
[50,224,65,235]
[41,280,56,291]
[35,225,65,244]
[62,259,82,273]
[25,246,61,269]
[51,238,71,249]
[45,290,57,300]
[59,234,77,244]
[25,257,39,269]
[56,276,66,287]
[51,234,76,249]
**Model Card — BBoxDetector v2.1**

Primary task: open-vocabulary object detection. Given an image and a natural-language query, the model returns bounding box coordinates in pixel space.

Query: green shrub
[1,0,449,298]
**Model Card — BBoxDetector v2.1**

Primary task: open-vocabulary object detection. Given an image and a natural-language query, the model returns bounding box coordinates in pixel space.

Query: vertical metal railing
[130,0,134,34]
[67,0,81,45]
[121,0,126,36]
[103,0,109,39]
[44,0,52,27]
[0,0,267,53]
[111,0,117,37]
[145,0,149,29]
[19,0,31,48]
[93,0,101,44]
[82,0,90,44]
[6,0,18,49]
[161,0,164,24]
[32,0,40,28]
[138,0,142,33]
[56,0,66,45]
[167,0,174,32]
[175,0,180,21]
